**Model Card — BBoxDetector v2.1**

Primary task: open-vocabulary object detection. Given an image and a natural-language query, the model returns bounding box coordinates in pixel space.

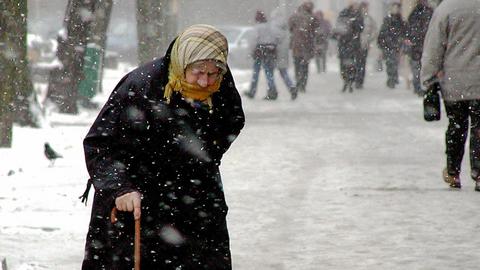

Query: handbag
[423,82,441,121]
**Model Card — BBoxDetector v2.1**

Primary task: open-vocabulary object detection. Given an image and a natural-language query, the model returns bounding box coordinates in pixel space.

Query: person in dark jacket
[405,0,433,96]
[377,3,407,89]
[332,2,364,93]
[355,1,377,89]
[288,1,320,93]
[313,10,331,73]
[80,24,245,270]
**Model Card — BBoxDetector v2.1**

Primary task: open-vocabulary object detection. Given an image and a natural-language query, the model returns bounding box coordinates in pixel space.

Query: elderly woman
[80,24,245,269]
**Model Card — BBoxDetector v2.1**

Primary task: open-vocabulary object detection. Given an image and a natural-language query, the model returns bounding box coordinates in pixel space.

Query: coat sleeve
[210,68,245,164]
[377,20,387,50]
[421,8,448,85]
[83,74,143,199]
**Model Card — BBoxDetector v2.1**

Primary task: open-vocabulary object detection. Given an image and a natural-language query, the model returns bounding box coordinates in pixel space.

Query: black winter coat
[334,7,364,59]
[377,14,407,55]
[81,41,245,270]
[406,4,434,61]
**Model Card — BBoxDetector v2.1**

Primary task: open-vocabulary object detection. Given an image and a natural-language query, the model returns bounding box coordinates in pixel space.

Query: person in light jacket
[271,7,298,100]
[421,0,480,191]
[244,10,281,100]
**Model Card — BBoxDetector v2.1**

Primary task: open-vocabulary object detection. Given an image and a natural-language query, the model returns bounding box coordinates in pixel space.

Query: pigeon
[44,142,63,166]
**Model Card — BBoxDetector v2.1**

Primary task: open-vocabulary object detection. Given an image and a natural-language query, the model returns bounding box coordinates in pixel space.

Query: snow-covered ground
[1,57,480,270]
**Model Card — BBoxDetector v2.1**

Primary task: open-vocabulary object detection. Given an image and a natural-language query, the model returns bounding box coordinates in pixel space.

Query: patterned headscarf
[164,24,229,106]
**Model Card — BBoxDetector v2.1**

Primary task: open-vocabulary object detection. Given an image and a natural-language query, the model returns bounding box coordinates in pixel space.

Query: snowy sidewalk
[226,65,480,270]
[1,62,480,269]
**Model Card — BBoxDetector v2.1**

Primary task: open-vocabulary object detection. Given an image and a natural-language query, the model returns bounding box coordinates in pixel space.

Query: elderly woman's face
[185,60,222,88]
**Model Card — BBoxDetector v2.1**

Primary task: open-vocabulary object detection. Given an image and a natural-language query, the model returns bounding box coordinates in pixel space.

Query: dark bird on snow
[44,142,63,166]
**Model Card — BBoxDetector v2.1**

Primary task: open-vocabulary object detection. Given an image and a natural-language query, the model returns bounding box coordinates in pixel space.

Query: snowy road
[1,61,480,269]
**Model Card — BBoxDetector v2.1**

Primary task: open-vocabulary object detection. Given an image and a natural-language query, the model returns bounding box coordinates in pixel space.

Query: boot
[263,90,278,101]
[443,168,461,188]
[290,87,298,101]
[243,90,255,99]
[475,181,480,192]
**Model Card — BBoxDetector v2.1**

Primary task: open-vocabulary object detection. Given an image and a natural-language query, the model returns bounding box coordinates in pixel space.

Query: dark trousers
[444,100,480,179]
[409,59,422,94]
[315,51,327,73]
[355,49,368,87]
[385,51,399,86]
[293,57,310,92]
[340,57,356,84]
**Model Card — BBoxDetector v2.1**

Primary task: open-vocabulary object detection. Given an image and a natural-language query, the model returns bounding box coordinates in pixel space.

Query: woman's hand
[115,191,142,220]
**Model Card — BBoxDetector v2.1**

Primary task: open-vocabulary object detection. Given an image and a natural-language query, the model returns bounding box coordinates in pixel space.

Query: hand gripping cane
[111,207,141,270]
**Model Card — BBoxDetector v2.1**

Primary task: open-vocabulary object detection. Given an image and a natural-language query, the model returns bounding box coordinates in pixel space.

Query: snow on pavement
[1,61,480,269]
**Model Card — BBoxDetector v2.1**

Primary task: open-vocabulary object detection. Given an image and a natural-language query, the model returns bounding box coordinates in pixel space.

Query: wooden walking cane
[111,207,141,270]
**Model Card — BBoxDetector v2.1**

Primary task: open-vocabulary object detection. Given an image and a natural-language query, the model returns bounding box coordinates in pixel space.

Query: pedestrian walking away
[377,3,407,89]
[405,0,433,97]
[421,0,480,191]
[332,2,364,93]
[355,1,377,89]
[313,10,331,74]
[288,1,320,93]
[271,6,298,100]
[80,24,245,269]
[244,10,281,101]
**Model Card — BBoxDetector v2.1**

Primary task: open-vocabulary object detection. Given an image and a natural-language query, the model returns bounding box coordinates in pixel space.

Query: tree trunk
[46,0,95,114]
[90,0,113,93]
[136,0,177,64]
[1,0,39,128]
[0,1,16,147]
[0,50,14,147]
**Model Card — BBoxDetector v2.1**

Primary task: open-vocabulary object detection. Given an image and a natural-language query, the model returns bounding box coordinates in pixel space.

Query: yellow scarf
[163,24,228,108]
[164,62,222,106]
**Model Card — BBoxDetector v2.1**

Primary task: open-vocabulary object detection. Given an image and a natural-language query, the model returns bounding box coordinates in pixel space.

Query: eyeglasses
[187,62,224,82]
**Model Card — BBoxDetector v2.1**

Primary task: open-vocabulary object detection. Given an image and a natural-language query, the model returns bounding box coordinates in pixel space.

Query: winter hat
[164,24,228,106]
[300,1,314,13]
[255,10,267,23]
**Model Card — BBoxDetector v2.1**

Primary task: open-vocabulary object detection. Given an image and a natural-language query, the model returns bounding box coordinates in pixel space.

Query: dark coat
[314,18,332,55]
[378,14,407,55]
[333,7,364,59]
[406,4,434,61]
[81,40,245,270]
[288,6,320,59]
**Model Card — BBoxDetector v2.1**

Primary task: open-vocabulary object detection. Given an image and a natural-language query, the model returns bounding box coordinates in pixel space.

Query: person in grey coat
[421,0,480,191]
[271,7,297,100]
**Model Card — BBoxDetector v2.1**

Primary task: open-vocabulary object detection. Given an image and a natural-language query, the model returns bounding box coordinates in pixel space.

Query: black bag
[423,82,441,121]
[253,44,277,60]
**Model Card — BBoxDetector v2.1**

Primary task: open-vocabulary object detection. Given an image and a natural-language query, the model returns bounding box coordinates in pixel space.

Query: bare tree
[46,0,95,114]
[0,0,40,147]
[136,0,177,64]
[89,0,113,93]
